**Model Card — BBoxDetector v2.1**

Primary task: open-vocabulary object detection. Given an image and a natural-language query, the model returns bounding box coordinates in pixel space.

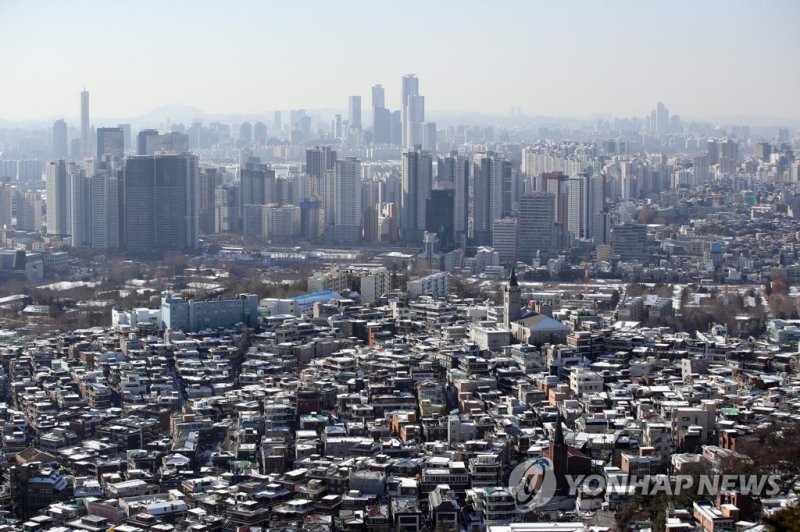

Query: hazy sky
[1,0,799,122]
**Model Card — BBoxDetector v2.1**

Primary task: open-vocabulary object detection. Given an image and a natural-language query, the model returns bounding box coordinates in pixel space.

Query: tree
[762,504,800,532]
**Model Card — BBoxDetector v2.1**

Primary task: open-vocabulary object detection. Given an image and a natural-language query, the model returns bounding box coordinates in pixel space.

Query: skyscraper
[371,84,385,109]
[96,127,125,159]
[426,188,455,252]
[371,84,390,145]
[46,160,71,236]
[438,152,470,247]
[124,154,199,254]
[305,145,336,206]
[348,96,362,130]
[331,157,362,243]
[401,74,423,149]
[239,159,276,235]
[401,146,433,242]
[420,122,436,152]
[472,152,511,244]
[543,172,569,228]
[0,180,13,229]
[52,119,68,159]
[518,192,555,262]
[587,174,607,244]
[567,175,588,240]
[137,129,159,155]
[80,90,91,159]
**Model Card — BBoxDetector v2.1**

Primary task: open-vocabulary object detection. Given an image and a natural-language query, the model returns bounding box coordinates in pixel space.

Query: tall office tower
[543,172,569,227]
[46,161,72,236]
[518,192,555,262]
[390,111,402,146]
[137,129,159,155]
[611,223,647,261]
[401,74,423,148]
[567,175,588,239]
[239,160,276,235]
[124,154,199,254]
[472,152,511,244]
[492,217,519,264]
[254,122,267,146]
[371,84,385,109]
[17,191,44,232]
[420,122,436,152]
[754,143,772,161]
[707,139,719,165]
[719,139,739,174]
[373,107,391,144]
[401,146,433,242]
[273,110,282,132]
[406,95,425,148]
[52,119,68,159]
[371,85,390,144]
[198,167,221,234]
[0,180,12,229]
[426,188,454,252]
[438,152,470,246]
[80,90,91,158]
[330,157,362,243]
[348,96,362,130]
[118,124,132,152]
[239,122,253,146]
[305,145,336,205]
[587,174,607,244]
[96,127,125,159]
[652,102,669,133]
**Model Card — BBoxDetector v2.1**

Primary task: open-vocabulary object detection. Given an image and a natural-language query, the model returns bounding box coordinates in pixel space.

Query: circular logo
[509,457,557,511]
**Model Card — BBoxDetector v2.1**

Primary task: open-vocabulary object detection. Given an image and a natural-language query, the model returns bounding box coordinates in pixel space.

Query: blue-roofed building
[290,291,344,311]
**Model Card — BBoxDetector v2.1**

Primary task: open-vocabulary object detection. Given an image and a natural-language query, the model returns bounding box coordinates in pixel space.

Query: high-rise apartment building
[305,146,336,197]
[96,127,125,159]
[401,146,433,242]
[472,152,511,244]
[438,152,470,246]
[46,160,72,236]
[331,157,362,243]
[0,180,12,229]
[16,191,44,232]
[239,160,276,234]
[567,175,588,239]
[80,90,91,158]
[124,154,199,254]
[518,192,555,262]
[52,119,68,159]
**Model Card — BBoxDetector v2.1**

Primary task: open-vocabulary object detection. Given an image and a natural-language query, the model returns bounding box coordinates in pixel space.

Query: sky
[1,0,799,123]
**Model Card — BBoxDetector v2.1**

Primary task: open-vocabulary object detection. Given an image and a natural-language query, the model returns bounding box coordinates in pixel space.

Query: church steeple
[554,411,565,446]
[503,267,521,328]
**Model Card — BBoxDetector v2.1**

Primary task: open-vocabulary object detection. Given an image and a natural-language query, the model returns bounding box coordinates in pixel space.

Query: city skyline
[1,0,799,123]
